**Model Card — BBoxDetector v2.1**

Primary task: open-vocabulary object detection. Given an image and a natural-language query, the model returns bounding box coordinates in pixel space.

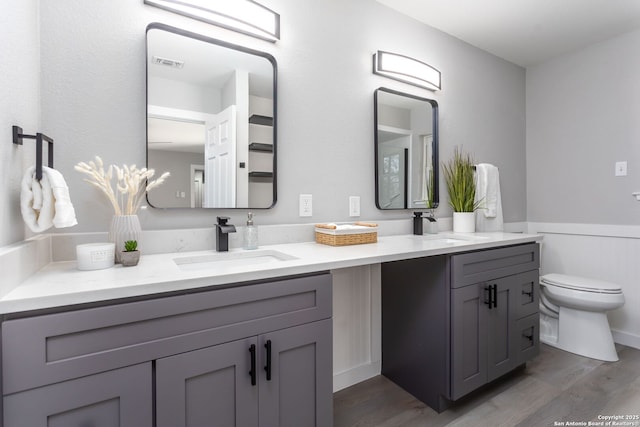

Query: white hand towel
[20,166,78,233]
[474,163,503,232]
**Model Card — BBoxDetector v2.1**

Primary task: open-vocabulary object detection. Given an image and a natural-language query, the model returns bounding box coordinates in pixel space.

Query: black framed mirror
[146,23,277,209]
[374,87,439,210]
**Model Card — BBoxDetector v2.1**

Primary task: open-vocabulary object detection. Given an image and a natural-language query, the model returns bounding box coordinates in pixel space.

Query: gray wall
[526,28,640,225]
[1,0,527,241]
[147,150,203,208]
[0,0,40,246]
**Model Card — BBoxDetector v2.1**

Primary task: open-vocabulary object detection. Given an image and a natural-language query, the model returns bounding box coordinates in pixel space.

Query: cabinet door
[486,276,521,381]
[451,284,488,400]
[487,270,539,381]
[156,337,258,427]
[259,319,333,427]
[3,363,152,427]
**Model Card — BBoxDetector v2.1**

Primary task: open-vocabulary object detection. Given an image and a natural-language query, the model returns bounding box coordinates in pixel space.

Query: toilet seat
[541,273,622,294]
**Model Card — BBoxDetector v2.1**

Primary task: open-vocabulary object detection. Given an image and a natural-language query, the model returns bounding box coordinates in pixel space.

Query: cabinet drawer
[516,313,540,364]
[4,363,152,427]
[513,270,539,319]
[2,273,331,395]
[451,243,539,288]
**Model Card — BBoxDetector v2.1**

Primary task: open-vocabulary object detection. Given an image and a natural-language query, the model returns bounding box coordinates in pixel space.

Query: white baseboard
[612,329,640,350]
[333,361,381,393]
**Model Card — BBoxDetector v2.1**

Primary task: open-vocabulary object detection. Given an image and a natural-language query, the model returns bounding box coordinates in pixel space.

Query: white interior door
[204,105,237,208]
[379,136,410,208]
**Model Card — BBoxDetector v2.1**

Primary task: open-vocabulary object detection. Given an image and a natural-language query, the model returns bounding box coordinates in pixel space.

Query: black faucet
[215,216,236,252]
[413,211,423,235]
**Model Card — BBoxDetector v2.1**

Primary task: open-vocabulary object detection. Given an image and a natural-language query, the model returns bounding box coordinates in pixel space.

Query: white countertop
[0,232,541,314]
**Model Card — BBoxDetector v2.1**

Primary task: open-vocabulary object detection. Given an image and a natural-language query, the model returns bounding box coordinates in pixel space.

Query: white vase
[453,212,475,233]
[109,215,142,263]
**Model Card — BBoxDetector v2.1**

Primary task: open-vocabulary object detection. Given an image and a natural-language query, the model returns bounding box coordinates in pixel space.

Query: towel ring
[12,126,54,181]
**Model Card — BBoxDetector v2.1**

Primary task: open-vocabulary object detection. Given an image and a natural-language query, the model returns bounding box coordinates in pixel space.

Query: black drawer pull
[249,344,257,386]
[491,284,497,308]
[264,340,272,381]
[522,289,533,297]
[523,333,534,343]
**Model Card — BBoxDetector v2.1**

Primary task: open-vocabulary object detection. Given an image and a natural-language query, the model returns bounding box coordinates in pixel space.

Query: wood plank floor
[334,344,640,427]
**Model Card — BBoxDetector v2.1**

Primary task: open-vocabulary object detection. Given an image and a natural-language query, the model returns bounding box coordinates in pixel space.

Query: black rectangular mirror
[374,87,439,210]
[146,23,277,209]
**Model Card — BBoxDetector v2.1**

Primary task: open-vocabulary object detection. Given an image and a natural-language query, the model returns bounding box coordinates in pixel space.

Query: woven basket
[315,226,378,246]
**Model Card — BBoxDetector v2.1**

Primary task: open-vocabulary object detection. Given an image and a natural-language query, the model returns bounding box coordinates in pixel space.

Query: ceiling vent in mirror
[373,50,441,91]
[144,0,280,42]
[152,55,185,69]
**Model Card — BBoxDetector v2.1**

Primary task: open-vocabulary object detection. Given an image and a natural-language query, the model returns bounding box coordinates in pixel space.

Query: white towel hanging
[474,163,503,232]
[21,166,77,233]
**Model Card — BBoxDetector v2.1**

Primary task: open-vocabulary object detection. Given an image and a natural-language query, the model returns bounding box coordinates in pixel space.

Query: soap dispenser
[244,212,258,250]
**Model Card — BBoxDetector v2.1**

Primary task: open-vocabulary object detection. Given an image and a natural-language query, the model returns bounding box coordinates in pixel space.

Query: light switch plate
[615,161,627,176]
[299,194,312,217]
[349,196,360,217]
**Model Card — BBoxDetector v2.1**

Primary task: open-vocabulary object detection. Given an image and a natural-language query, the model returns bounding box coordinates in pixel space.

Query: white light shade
[373,51,441,91]
[144,0,280,42]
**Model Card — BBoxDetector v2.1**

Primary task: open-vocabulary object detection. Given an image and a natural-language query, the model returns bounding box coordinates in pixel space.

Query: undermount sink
[421,233,491,243]
[414,235,467,244]
[174,249,298,271]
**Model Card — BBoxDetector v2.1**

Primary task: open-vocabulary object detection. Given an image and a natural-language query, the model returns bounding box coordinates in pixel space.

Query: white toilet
[539,273,625,362]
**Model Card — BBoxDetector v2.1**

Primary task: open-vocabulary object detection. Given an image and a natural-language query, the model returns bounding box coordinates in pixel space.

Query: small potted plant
[443,146,481,232]
[120,240,140,267]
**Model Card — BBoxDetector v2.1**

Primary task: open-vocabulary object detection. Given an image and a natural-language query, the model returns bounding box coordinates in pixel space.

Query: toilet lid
[541,273,622,294]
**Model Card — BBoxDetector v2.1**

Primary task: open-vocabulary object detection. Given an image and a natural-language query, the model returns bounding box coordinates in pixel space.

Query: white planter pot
[453,212,475,233]
[109,215,142,263]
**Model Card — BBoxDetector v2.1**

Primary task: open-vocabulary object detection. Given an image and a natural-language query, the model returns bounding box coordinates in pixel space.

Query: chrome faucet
[215,216,236,252]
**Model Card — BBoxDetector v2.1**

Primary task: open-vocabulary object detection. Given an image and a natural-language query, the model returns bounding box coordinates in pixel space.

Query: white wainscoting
[332,265,381,392]
[529,222,640,350]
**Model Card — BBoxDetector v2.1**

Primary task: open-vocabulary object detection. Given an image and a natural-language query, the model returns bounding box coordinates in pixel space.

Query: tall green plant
[442,147,480,212]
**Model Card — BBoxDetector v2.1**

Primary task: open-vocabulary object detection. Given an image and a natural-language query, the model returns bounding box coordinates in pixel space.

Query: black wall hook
[12,125,54,181]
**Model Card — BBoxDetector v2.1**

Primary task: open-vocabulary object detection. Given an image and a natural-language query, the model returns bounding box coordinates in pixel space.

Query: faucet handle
[217,216,231,225]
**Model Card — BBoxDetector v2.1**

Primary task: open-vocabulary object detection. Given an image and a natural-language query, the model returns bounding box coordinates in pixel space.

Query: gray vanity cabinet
[450,269,540,400]
[382,243,539,413]
[2,272,332,427]
[156,319,332,427]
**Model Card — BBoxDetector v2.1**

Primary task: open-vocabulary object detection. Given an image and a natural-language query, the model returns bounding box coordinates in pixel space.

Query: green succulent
[124,240,138,252]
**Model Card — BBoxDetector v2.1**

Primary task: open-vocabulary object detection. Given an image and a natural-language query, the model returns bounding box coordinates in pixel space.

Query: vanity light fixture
[143,0,280,42]
[373,50,441,91]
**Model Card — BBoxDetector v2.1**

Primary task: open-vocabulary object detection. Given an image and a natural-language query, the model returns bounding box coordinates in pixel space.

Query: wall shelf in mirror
[249,172,274,179]
[249,143,273,152]
[146,23,277,209]
[249,115,273,126]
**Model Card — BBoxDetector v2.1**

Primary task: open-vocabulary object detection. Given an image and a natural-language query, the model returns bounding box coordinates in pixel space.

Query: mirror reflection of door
[204,105,237,208]
[378,127,411,208]
[191,165,204,208]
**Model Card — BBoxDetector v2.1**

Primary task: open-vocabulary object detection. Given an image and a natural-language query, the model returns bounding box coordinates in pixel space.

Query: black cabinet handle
[523,333,534,343]
[249,344,257,386]
[522,289,533,297]
[264,340,272,381]
[484,285,493,309]
[491,284,498,308]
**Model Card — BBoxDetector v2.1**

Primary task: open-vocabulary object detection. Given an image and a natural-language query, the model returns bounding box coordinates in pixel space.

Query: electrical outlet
[299,194,312,217]
[615,161,628,176]
[349,196,360,217]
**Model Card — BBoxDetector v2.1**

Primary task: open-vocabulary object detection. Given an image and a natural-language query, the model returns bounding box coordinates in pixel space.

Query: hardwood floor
[334,344,640,427]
